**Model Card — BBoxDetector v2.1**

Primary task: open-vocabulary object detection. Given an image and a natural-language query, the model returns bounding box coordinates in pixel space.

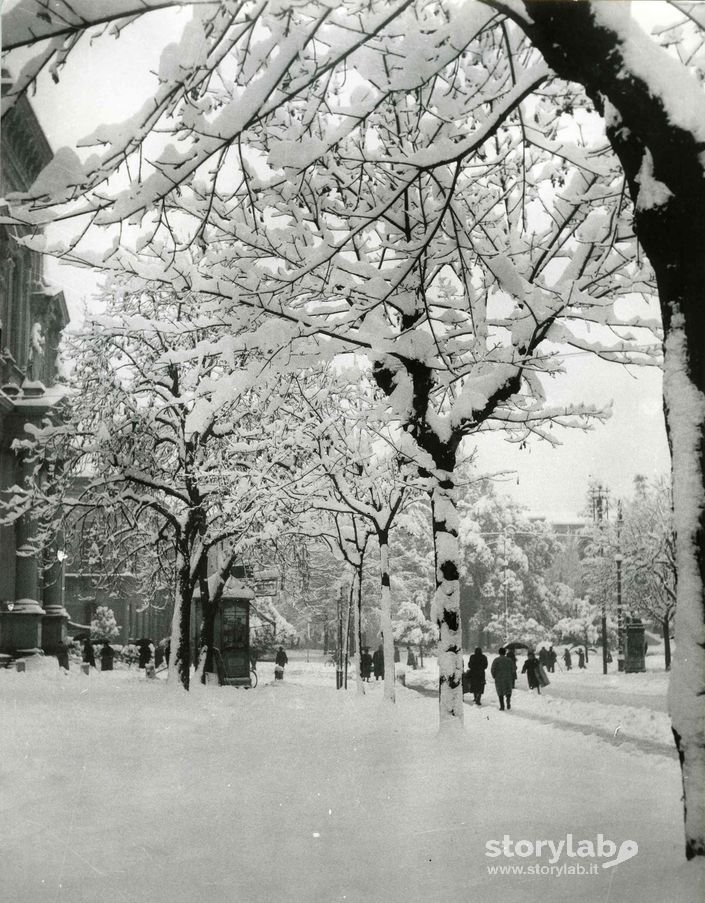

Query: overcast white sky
[7,1,672,521]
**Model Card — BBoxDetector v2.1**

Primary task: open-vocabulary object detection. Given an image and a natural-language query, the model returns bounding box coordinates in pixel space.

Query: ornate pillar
[42,542,68,654]
[1,451,45,653]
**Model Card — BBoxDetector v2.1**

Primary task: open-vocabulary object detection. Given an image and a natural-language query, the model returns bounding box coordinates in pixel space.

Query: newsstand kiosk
[193,578,255,686]
[624,622,646,673]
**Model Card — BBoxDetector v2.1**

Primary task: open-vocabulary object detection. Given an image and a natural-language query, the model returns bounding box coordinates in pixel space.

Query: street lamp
[615,551,624,672]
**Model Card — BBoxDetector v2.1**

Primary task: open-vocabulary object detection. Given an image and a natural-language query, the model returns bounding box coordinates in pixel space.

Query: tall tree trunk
[169,546,192,691]
[197,563,218,684]
[506,0,705,859]
[354,569,365,696]
[663,613,672,673]
[378,528,395,703]
[663,317,705,858]
[430,453,464,726]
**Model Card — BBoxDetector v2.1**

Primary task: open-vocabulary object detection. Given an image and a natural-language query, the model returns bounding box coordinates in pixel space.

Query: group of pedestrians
[463,645,554,710]
[359,645,385,681]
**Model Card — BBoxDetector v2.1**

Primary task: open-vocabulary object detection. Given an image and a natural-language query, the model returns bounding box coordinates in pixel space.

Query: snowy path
[410,683,676,758]
[0,659,702,903]
[542,674,669,713]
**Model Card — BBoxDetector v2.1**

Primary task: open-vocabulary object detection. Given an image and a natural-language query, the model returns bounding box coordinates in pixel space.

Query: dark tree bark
[663,613,672,673]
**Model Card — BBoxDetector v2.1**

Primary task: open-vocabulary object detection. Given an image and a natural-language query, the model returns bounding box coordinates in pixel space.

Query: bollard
[15,660,26,673]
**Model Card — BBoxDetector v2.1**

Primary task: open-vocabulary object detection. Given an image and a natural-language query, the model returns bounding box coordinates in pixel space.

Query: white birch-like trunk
[379,535,395,703]
[664,315,705,858]
[432,471,464,726]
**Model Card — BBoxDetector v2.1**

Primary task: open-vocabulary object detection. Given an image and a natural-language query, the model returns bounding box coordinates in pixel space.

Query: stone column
[42,543,68,654]
[1,452,45,654]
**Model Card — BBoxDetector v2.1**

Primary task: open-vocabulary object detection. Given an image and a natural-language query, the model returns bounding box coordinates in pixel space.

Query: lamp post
[616,501,625,672]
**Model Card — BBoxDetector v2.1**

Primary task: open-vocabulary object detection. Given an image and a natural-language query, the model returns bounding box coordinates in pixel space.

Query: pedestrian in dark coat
[372,644,384,680]
[468,647,489,706]
[522,650,542,693]
[506,648,518,687]
[577,648,586,669]
[563,648,572,671]
[275,646,288,680]
[548,646,557,673]
[491,648,514,711]
[82,638,96,669]
[57,640,70,671]
[100,642,115,671]
[138,642,152,670]
[360,648,372,681]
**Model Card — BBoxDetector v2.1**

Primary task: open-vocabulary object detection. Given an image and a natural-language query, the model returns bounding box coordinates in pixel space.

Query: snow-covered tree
[477,0,705,862]
[621,476,676,670]
[582,475,675,671]
[6,0,705,855]
[552,590,603,663]
[458,477,563,646]
[90,605,120,642]
[2,1,656,729]
[18,280,307,689]
[289,374,417,702]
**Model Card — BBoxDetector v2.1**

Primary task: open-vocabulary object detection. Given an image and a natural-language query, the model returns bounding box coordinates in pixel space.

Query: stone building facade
[0,73,70,654]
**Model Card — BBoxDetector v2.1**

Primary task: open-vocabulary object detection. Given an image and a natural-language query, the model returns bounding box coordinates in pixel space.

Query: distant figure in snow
[522,651,543,693]
[547,646,557,673]
[100,642,115,671]
[82,638,96,669]
[138,642,152,670]
[563,648,572,671]
[506,648,518,687]
[539,647,549,668]
[491,648,514,711]
[373,644,384,681]
[468,647,488,706]
[57,640,70,671]
[577,648,586,669]
[275,646,288,680]
[360,647,372,681]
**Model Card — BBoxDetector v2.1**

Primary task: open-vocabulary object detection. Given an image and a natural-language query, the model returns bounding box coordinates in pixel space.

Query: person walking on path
[522,650,543,694]
[577,648,586,669]
[506,648,518,687]
[491,648,514,711]
[100,642,115,671]
[372,644,384,681]
[82,638,96,669]
[275,646,288,680]
[360,647,372,681]
[468,647,488,706]
[547,646,557,673]
[137,641,153,670]
[563,648,572,671]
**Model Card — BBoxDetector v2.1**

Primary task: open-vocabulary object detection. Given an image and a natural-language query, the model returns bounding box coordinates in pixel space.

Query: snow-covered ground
[1,652,703,903]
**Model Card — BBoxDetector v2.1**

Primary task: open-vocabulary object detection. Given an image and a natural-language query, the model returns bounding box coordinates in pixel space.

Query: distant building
[0,72,71,654]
